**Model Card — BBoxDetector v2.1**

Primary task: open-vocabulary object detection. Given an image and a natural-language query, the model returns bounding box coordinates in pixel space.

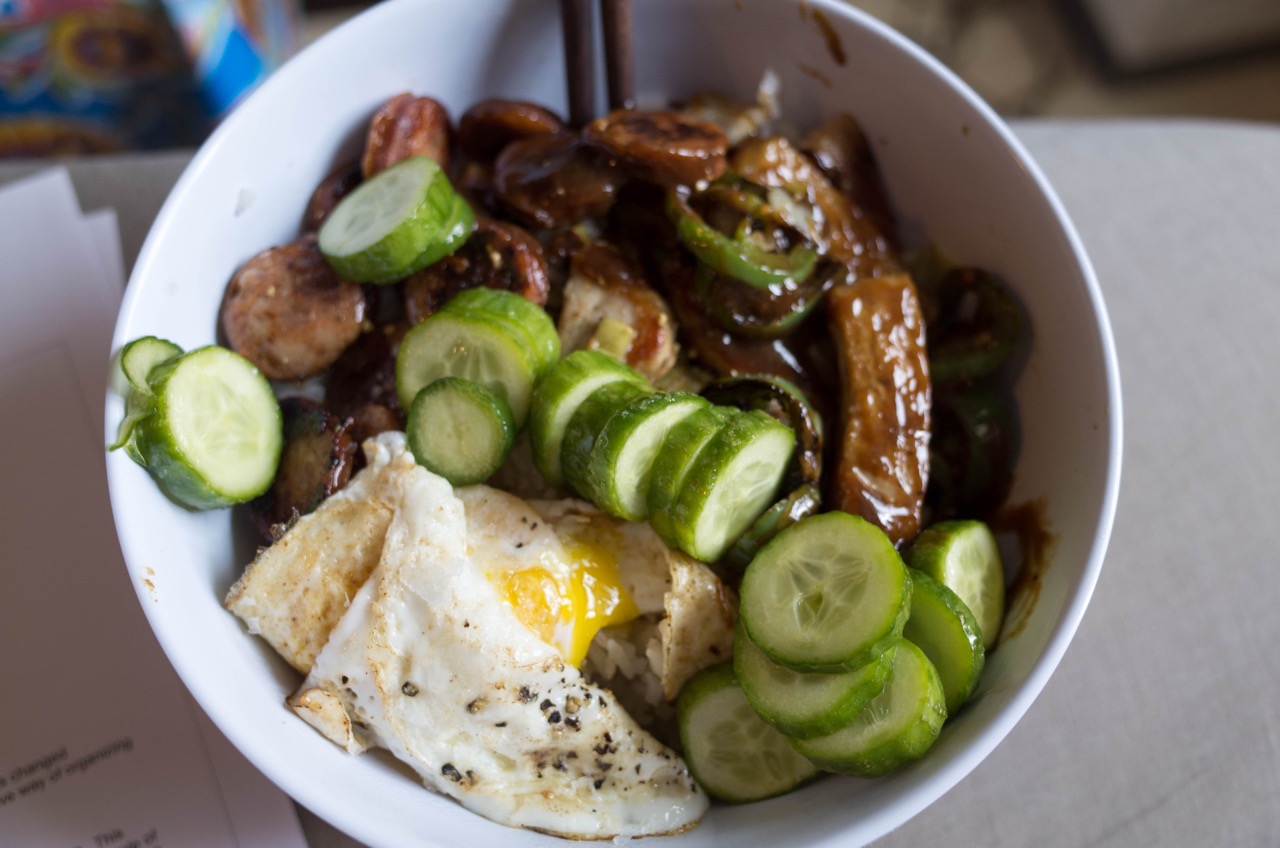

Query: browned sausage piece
[825,274,931,547]
[583,109,728,187]
[324,321,404,422]
[731,136,898,280]
[402,218,550,323]
[802,113,900,249]
[248,396,358,542]
[558,241,678,382]
[301,160,361,232]
[362,93,452,178]
[493,132,624,229]
[457,99,566,162]
[221,235,366,381]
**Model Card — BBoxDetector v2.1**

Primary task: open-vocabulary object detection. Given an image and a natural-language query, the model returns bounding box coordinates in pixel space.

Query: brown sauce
[811,9,847,66]
[990,497,1056,646]
[797,63,831,87]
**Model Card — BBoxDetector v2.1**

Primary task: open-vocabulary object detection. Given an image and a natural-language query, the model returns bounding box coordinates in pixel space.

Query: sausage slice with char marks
[363,93,452,178]
[584,109,728,187]
[458,99,566,163]
[220,235,366,381]
[402,217,550,324]
[248,396,358,542]
[494,132,623,229]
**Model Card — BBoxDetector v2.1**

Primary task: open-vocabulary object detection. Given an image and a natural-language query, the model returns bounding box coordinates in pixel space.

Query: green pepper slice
[720,483,822,571]
[666,188,817,290]
[929,268,1023,384]
[927,382,1018,520]
[693,262,835,339]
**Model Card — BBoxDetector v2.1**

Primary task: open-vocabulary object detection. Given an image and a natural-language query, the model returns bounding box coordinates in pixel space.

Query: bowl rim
[107,0,1123,844]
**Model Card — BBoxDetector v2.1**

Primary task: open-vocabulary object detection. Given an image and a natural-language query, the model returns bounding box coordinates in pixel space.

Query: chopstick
[560,0,595,128]
[601,0,635,111]
[561,0,636,126]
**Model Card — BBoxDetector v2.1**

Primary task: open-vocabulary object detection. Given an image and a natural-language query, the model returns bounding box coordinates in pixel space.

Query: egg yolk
[493,542,640,667]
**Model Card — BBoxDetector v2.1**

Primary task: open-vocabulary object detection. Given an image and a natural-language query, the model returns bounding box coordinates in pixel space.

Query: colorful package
[0,0,300,156]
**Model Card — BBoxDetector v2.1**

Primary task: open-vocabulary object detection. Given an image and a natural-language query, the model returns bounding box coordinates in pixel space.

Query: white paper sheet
[0,169,308,848]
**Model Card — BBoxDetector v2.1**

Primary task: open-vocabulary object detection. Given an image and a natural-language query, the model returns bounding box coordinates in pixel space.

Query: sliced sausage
[458,99,565,162]
[493,132,623,229]
[248,396,358,542]
[583,109,728,187]
[220,235,366,381]
[324,321,404,421]
[362,93,452,178]
[402,218,550,323]
[302,160,361,232]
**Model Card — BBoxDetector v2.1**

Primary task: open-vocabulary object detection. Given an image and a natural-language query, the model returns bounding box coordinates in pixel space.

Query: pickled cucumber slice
[318,156,474,284]
[133,346,282,509]
[528,350,647,488]
[904,568,985,714]
[733,619,895,739]
[396,310,537,426]
[677,663,819,803]
[645,405,733,548]
[790,639,946,778]
[406,377,515,486]
[907,519,1005,649]
[739,511,910,671]
[443,287,560,377]
[669,409,795,563]
[582,391,710,521]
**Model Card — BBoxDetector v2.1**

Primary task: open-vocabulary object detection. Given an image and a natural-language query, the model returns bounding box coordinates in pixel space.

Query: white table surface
[5,118,1278,846]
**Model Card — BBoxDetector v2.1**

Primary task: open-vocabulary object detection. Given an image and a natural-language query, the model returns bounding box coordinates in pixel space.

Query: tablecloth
[4,117,1277,846]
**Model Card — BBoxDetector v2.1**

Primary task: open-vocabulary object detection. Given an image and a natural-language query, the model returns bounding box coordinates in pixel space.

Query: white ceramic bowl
[105,0,1122,845]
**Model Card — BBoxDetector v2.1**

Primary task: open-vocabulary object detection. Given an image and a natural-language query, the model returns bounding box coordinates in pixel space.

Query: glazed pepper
[693,262,834,339]
[665,187,817,290]
[928,268,1023,384]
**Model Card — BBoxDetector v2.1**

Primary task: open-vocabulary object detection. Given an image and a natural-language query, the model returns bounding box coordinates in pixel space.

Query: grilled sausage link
[825,274,931,546]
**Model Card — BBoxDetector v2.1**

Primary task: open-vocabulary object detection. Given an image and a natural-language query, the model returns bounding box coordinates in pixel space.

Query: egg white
[291,458,708,839]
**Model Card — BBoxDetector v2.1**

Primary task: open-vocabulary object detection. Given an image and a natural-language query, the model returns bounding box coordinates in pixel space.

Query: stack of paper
[0,169,309,848]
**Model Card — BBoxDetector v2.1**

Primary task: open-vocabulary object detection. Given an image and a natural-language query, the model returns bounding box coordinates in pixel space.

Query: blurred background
[304,0,1280,121]
[1,0,1277,158]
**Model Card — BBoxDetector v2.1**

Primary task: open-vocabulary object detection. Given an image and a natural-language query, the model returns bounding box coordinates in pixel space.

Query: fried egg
[456,488,673,668]
[289,457,708,839]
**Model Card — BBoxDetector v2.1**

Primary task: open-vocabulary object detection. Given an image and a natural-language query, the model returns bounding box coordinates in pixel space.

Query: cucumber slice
[406,377,515,486]
[733,619,896,740]
[582,392,710,521]
[119,335,183,390]
[442,287,560,377]
[907,520,1005,649]
[110,336,185,459]
[645,405,733,548]
[318,156,474,284]
[528,350,647,488]
[739,511,911,671]
[904,568,985,714]
[791,639,946,778]
[677,663,819,803]
[669,410,796,563]
[396,310,537,427]
[133,346,282,509]
[559,379,653,499]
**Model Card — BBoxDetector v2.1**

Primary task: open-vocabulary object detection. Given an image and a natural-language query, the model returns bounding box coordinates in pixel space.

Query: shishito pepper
[665,186,817,290]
